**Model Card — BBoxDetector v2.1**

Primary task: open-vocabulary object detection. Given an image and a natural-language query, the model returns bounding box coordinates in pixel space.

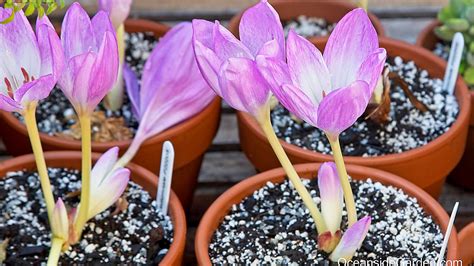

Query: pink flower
[0,9,63,112]
[98,0,132,29]
[258,8,386,137]
[58,2,119,115]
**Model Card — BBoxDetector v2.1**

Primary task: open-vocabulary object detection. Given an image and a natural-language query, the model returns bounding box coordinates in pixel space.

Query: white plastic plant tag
[156,141,175,215]
[442,32,464,95]
[436,202,459,266]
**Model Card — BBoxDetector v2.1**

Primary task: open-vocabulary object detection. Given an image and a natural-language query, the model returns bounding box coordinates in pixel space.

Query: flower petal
[0,9,41,85]
[239,0,285,60]
[323,8,378,90]
[318,162,343,234]
[14,75,55,104]
[87,31,119,112]
[287,30,330,105]
[90,10,115,49]
[98,0,132,29]
[0,94,22,112]
[213,21,253,61]
[88,168,130,220]
[218,57,270,115]
[51,198,69,240]
[316,80,371,136]
[91,147,120,189]
[123,64,140,119]
[356,48,387,94]
[329,216,371,261]
[36,15,64,81]
[61,2,95,59]
[68,52,97,110]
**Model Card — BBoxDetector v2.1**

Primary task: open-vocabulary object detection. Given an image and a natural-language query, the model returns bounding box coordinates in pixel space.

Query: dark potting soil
[14,32,158,140]
[209,177,444,264]
[433,41,450,61]
[271,56,459,157]
[283,16,336,38]
[0,167,173,264]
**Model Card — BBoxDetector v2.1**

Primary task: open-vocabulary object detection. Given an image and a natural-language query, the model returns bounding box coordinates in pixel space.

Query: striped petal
[51,198,69,241]
[329,216,371,261]
[356,48,387,94]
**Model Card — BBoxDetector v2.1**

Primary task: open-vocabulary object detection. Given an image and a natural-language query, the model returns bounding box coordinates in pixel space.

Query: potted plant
[238,37,470,199]
[0,0,220,209]
[192,1,458,262]
[0,4,197,264]
[417,0,474,191]
[195,163,459,263]
[459,222,474,264]
[228,0,384,41]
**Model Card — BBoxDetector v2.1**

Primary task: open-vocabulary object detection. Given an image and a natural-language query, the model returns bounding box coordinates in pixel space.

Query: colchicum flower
[192,0,330,237]
[0,9,63,112]
[258,8,386,227]
[98,0,133,110]
[58,2,119,115]
[316,162,371,260]
[192,0,284,117]
[116,22,216,167]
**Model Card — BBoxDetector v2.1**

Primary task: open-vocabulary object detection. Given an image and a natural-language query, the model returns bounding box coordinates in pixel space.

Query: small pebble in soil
[283,15,336,38]
[433,41,450,61]
[271,56,459,156]
[14,31,158,141]
[0,168,173,264]
[209,178,444,264]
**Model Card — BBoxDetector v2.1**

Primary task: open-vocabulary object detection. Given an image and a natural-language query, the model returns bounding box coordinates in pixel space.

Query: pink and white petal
[91,10,115,49]
[191,19,215,49]
[255,55,291,94]
[14,75,55,104]
[98,0,132,29]
[193,40,223,96]
[213,21,253,61]
[316,80,371,136]
[287,30,330,104]
[87,31,119,112]
[70,52,97,111]
[36,20,64,81]
[51,198,69,240]
[88,168,130,220]
[273,84,319,127]
[123,64,140,119]
[318,162,343,234]
[329,216,371,261]
[239,0,285,60]
[0,94,23,112]
[218,57,271,115]
[323,8,378,90]
[61,2,95,58]
[91,147,120,189]
[256,39,280,59]
[0,9,41,80]
[356,48,387,94]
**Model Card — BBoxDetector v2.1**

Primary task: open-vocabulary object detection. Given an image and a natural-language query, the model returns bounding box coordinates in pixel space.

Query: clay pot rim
[195,163,458,263]
[228,0,386,39]
[459,222,474,263]
[238,36,471,165]
[0,151,186,265]
[0,17,221,151]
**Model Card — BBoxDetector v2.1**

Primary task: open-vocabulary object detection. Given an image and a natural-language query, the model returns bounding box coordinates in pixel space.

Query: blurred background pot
[459,222,474,264]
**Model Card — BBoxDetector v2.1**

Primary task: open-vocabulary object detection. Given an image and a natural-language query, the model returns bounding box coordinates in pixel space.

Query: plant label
[436,201,459,265]
[442,32,464,95]
[156,141,175,215]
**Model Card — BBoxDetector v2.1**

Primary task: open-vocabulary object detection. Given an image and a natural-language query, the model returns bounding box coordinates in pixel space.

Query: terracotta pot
[238,37,471,198]
[417,20,474,191]
[459,223,474,264]
[0,19,222,209]
[0,151,186,265]
[228,0,385,41]
[195,163,459,263]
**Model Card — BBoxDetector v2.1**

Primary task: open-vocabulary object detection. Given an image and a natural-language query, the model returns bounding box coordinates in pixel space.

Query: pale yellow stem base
[327,135,357,226]
[256,107,327,234]
[23,102,54,222]
[47,238,64,266]
[73,114,92,242]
